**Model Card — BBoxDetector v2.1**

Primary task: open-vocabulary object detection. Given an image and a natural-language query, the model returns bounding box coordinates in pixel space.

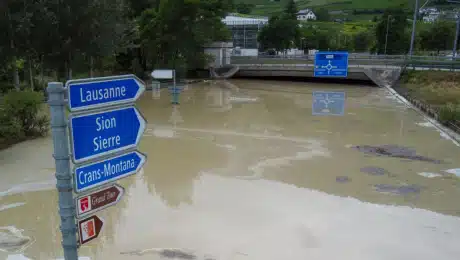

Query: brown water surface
[1,79,460,260]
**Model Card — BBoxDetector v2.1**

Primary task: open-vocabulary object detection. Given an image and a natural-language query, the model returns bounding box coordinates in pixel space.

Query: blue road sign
[312,91,346,116]
[314,51,349,77]
[67,75,146,112]
[69,106,146,164]
[73,151,146,193]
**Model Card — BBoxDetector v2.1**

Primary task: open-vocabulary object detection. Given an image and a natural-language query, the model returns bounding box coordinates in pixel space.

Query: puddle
[360,167,388,176]
[373,184,422,195]
[352,144,442,164]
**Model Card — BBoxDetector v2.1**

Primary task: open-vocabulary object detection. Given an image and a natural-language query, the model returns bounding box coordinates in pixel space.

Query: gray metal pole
[384,15,391,55]
[47,82,79,260]
[409,0,419,56]
[453,13,460,57]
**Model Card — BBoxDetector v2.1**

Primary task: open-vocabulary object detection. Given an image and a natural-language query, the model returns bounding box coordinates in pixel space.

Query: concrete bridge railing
[231,55,460,71]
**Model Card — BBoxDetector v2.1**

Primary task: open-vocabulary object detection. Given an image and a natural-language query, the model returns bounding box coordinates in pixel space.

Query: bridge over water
[221,54,460,87]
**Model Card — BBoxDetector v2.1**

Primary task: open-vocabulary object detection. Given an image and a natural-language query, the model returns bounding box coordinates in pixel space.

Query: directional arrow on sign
[78,215,104,245]
[66,74,146,112]
[75,184,125,218]
[73,151,146,193]
[69,106,146,164]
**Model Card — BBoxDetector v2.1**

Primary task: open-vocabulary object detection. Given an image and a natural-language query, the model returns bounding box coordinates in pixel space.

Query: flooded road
[1,79,460,260]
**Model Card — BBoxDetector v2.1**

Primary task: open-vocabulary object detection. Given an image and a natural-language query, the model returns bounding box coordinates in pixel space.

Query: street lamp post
[454,14,459,57]
[448,0,460,57]
[409,0,420,56]
[384,15,392,55]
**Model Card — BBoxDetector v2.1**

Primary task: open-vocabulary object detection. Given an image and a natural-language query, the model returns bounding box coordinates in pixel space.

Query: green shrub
[1,90,49,138]
[438,103,460,124]
[0,110,23,140]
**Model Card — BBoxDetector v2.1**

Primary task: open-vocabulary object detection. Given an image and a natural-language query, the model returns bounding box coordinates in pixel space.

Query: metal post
[453,13,459,57]
[171,70,179,104]
[384,15,391,55]
[47,82,79,260]
[409,0,419,56]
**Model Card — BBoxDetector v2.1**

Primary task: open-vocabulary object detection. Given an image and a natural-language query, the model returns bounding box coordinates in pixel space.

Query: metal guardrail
[235,54,460,61]
[231,55,460,70]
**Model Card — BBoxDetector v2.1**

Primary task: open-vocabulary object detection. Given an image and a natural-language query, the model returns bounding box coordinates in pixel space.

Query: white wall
[241,49,258,56]
[204,48,221,67]
[204,41,234,68]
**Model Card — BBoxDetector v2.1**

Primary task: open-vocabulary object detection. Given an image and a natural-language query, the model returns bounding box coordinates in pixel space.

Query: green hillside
[235,0,418,17]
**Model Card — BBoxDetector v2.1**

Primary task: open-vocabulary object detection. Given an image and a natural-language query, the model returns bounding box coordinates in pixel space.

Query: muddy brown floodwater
[1,79,460,260]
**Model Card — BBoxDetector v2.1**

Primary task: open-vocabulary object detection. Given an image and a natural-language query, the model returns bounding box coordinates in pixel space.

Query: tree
[139,0,231,73]
[298,26,333,51]
[314,8,330,21]
[284,0,298,20]
[236,3,254,14]
[258,0,300,53]
[375,8,410,54]
[353,31,372,52]
[420,21,455,53]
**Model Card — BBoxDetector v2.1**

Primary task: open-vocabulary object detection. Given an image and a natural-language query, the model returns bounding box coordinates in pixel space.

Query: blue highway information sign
[69,106,146,164]
[67,75,145,112]
[73,151,146,193]
[314,51,349,77]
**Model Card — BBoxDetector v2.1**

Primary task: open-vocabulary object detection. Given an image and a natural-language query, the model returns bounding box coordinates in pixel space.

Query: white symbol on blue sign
[312,91,345,116]
[66,75,145,112]
[69,106,146,164]
[73,151,146,193]
[314,51,349,78]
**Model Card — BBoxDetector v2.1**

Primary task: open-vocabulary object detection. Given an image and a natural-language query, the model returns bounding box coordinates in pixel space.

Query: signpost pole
[172,70,179,104]
[47,82,79,260]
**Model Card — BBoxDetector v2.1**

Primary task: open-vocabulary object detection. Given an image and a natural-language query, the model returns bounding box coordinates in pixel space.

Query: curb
[384,83,460,146]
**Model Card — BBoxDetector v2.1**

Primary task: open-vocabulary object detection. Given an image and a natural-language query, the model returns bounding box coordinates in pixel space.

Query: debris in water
[336,176,350,183]
[360,167,388,176]
[0,203,26,212]
[120,248,197,259]
[418,172,443,178]
[160,249,196,259]
[351,144,442,164]
[444,168,460,178]
[373,184,422,195]
[0,226,33,253]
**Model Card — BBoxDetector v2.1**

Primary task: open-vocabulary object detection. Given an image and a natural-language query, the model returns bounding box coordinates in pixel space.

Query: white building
[222,15,269,56]
[297,9,316,21]
[419,7,440,23]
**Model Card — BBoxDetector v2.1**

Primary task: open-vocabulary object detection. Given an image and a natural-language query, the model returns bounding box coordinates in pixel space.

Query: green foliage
[236,3,255,14]
[0,90,49,149]
[233,0,417,17]
[2,90,49,137]
[139,0,232,70]
[374,8,410,54]
[258,0,300,52]
[353,31,373,52]
[438,103,460,124]
[284,0,298,20]
[419,21,455,53]
[313,8,330,21]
